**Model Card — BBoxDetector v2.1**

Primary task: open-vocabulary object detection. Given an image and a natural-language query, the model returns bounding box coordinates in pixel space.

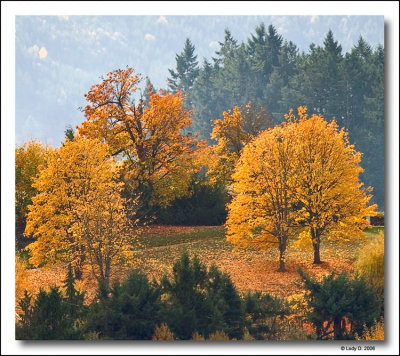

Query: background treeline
[16,251,383,341]
[160,24,384,216]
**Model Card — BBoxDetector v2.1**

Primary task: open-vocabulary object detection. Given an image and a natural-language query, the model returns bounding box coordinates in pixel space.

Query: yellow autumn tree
[77,68,202,218]
[289,106,377,264]
[207,102,272,186]
[226,122,297,271]
[24,136,135,286]
[226,106,377,270]
[15,140,49,240]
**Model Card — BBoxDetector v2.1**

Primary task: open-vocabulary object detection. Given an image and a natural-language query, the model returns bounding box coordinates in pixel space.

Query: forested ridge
[164,24,384,209]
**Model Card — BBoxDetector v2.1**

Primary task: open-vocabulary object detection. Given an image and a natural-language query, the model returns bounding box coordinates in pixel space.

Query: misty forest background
[16,16,384,212]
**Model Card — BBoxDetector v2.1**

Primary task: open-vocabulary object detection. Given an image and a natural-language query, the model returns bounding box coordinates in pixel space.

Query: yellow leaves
[15,256,30,302]
[207,102,272,186]
[292,231,313,250]
[24,136,136,283]
[356,320,384,341]
[15,140,50,222]
[226,105,377,264]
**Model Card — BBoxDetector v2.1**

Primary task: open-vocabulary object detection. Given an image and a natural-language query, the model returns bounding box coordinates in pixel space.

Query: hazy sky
[15,15,384,146]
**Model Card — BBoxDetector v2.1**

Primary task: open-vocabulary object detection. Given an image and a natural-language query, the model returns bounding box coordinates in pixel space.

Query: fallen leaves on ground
[18,225,365,309]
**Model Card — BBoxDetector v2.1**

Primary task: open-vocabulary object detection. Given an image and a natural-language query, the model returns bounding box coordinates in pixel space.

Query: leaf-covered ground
[21,225,384,306]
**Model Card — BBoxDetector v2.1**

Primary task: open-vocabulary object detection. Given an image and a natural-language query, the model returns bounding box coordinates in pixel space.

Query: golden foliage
[77,67,203,207]
[356,319,384,341]
[15,256,30,302]
[226,121,298,270]
[208,330,231,340]
[191,331,205,340]
[226,106,377,266]
[152,323,175,340]
[289,107,377,251]
[15,140,49,223]
[24,136,135,285]
[242,328,255,341]
[207,102,272,186]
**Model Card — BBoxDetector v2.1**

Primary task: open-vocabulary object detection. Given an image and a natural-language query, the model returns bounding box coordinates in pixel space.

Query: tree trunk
[311,229,322,264]
[313,243,322,264]
[333,317,343,340]
[104,260,111,288]
[278,239,286,272]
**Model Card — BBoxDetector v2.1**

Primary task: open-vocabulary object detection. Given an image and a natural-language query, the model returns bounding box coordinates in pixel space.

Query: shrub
[356,319,384,340]
[241,328,255,341]
[191,331,206,340]
[86,270,162,340]
[15,287,84,340]
[16,266,86,340]
[155,180,228,225]
[160,252,245,340]
[15,256,30,302]
[208,330,230,340]
[355,231,384,304]
[243,291,289,340]
[298,269,381,340]
[152,323,175,340]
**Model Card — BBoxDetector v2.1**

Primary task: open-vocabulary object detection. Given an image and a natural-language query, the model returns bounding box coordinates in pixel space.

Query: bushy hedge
[155,180,228,226]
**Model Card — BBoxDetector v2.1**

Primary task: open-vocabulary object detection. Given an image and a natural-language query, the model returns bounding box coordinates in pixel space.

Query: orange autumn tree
[15,140,49,240]
[226,122,297,272]
[77,68,201,218]
[25,137,134,286]
[289,107,377,264]
[207,102,272,186]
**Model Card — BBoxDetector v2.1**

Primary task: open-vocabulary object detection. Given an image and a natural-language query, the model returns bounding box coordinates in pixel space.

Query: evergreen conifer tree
[168,38,199,107]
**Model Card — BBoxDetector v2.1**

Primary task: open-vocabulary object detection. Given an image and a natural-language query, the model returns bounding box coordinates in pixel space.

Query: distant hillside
[16,15,383,146]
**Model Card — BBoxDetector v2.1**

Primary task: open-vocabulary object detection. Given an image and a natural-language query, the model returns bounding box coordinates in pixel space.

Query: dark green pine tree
[298,269,380,340]
[265,40,298,120]
[348,274,382,337]
[343,36,373,132]
[86,270,163,340]
[16,290,32,338]
[191,59,221,138]
[321,29,346,121]
[167,38,199,107]
[16,287,81,340]
[247,23,283,103]
[213,30,255,111]
[161,252,211,339]
[213,29,239,67]
[226,43,256,107]
[211,29,240,112]
[247,22,269,101]
[243,291,289,340]
[63,263,85,319]
[266,24,283,70]
[360,44,384,210]
[212,268,245,340]
[283,31,345,121]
